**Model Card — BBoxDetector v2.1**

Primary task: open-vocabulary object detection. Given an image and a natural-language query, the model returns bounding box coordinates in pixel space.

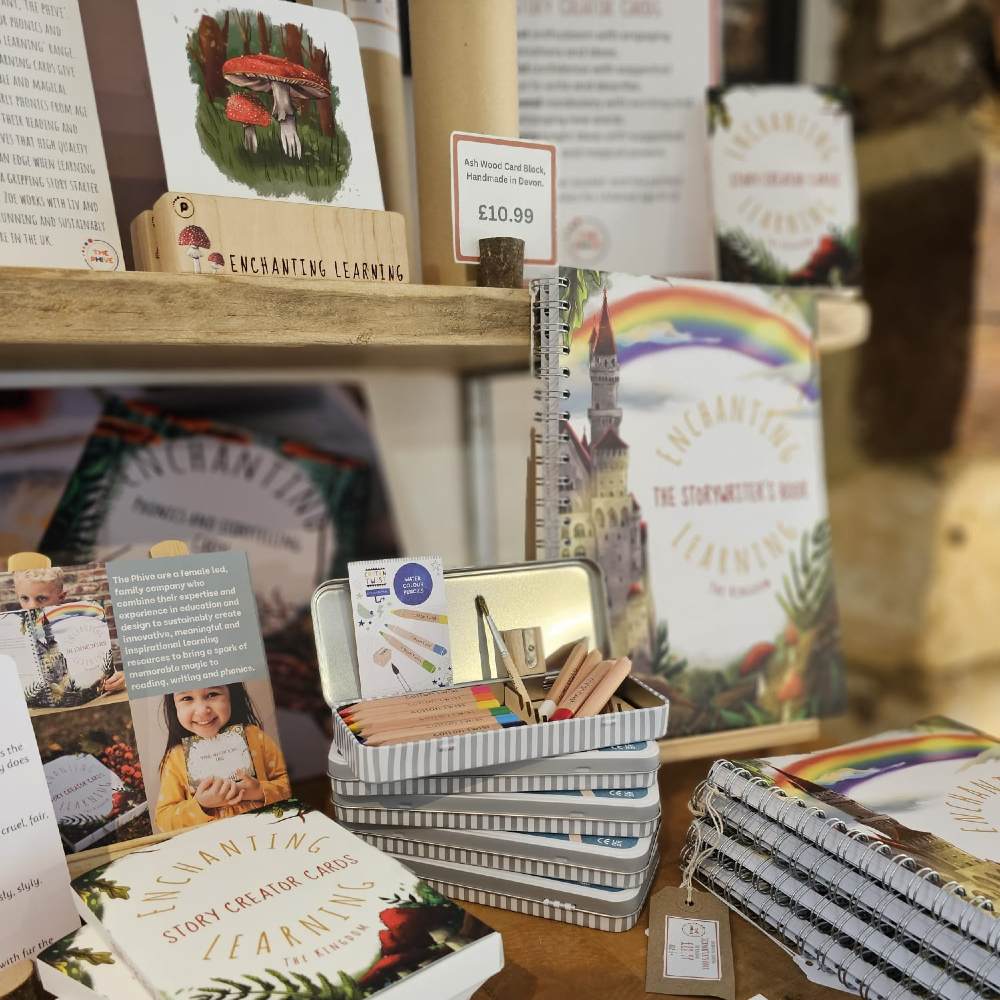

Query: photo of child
[1,563,127,708]
[138,680,290,832]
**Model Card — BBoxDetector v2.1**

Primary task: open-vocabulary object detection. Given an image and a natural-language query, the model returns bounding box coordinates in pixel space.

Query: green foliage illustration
[560,268,604,341]
[38,937,114,990]
[74,867,131,921]
[643,519,843,735]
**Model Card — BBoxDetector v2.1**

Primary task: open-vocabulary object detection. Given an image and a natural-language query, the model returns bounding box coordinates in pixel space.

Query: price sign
[451,132,557,265]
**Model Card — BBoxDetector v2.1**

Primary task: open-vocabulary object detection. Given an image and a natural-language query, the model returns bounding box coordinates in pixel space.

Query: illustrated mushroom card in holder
[136,0,383,209]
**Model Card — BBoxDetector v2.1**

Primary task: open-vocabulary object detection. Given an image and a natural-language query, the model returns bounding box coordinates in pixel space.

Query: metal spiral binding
[712,758,996,927]
[530,276,572,559]
[722,787,1000,995]
[707,760,1000,997]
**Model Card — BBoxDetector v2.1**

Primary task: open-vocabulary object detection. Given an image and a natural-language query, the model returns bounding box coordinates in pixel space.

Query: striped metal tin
[327,740,661,794]
[416,853,660,932]
[358,827,659,888]
[332,783,662,822]
[313,560,669,784]
[330,797,661,838]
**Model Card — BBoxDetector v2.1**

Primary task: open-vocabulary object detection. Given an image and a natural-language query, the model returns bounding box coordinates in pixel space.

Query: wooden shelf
[1,268,867,379]
[1,268,529,376]
[659,718,822,764]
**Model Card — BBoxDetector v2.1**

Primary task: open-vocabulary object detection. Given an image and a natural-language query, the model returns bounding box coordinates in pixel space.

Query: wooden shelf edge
[658,718,822,764]
[0,269,865,374]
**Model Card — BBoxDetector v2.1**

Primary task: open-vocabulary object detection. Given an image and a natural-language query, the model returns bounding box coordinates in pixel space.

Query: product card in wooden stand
[312,560,670,784]
[137,191,409,281]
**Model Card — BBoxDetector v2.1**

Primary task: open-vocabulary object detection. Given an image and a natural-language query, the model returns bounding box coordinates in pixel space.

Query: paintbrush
[475,594,533,712]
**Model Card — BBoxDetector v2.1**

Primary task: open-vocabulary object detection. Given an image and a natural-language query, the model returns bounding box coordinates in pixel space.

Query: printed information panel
[451,131,556,264]
[107,551,268,698]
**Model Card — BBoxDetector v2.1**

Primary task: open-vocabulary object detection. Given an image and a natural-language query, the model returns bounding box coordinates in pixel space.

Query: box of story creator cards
[312,560,669,784]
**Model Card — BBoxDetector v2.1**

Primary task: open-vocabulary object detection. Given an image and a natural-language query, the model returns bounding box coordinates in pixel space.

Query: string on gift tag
[681,781,725,904]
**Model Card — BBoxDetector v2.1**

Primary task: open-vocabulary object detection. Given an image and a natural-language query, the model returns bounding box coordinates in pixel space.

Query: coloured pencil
[539,643,595,720]
[386,622,448,656]
[349,705,515,737]
[551,657,632,721]
[549,660,613,722]
[380,632,436,673]
[346,699,504,731]
[339,685,497,720]
[360,712,525,747]
[392,609,449,624]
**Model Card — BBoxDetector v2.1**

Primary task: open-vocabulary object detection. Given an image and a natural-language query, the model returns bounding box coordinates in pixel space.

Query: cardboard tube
[409,0,519,285]
[359,47,418,270]
[311,2,419,270]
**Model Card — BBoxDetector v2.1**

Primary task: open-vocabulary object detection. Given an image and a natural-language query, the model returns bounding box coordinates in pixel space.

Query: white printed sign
[0,0,122,269]
[518,1,719,276]
[451,132,557,265]
[0,659,78,967]
[48,605,111,690]
[183,727,255,789]
[664,915,721,981]
[44,754,123,825]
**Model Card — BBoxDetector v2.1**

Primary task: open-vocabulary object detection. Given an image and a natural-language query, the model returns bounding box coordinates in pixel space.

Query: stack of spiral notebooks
[329,739,663,932]
[685,718,1000,999]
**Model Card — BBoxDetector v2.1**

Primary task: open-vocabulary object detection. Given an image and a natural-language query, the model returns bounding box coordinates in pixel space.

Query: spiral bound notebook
[530,269,845,739]
[687,718,1000,999]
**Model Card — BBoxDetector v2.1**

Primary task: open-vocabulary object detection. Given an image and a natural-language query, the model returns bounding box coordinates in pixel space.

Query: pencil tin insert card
[349,556,453,698]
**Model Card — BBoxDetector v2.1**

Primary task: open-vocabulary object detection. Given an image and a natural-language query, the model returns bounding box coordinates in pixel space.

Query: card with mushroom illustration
[136,0,383,208]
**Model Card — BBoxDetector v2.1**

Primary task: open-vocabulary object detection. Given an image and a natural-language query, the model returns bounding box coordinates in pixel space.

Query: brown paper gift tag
[645,886,736,999]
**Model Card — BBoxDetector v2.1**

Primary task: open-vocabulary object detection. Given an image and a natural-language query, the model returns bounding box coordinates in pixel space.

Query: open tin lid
[311,559,611,707]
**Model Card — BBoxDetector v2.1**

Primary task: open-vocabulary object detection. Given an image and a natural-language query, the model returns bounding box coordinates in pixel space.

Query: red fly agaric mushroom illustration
[207,251,225,273]
[177,225,211,273]
[225,92,270,153]
[222,53,331,159]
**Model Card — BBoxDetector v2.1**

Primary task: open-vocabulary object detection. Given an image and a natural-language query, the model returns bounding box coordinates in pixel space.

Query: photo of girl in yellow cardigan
[155,682,291,831]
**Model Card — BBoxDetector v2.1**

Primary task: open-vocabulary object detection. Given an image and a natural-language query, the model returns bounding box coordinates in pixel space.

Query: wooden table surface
[309,751,849,1000]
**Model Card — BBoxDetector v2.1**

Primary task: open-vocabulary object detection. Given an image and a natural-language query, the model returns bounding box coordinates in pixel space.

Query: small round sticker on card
[393,562,433,605]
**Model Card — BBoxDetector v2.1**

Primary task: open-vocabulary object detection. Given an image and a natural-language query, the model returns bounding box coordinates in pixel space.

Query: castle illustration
[560,290,653,666]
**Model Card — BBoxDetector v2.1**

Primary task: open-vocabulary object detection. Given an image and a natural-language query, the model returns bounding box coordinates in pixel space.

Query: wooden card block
[129,209,159,272]
[144,192,410,283]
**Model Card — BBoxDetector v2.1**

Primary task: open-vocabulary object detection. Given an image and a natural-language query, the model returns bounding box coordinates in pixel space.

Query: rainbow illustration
[570,283,818,398]
[38,601,106,627]
[770,726,998,796]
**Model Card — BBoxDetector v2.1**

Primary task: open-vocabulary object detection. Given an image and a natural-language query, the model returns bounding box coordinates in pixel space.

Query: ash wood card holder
[131,192,410,283]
